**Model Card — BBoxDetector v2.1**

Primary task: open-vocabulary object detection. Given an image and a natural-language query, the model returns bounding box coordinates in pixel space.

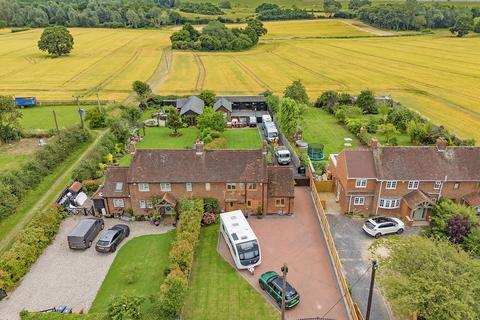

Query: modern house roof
[127,149,268,183]
[343,150,377,179]
[176,96,205,116]
[215,95,265,103]
[213,97,232,112]
[102,166,130,197]
[462,191,480,207]
[268,166,295,198]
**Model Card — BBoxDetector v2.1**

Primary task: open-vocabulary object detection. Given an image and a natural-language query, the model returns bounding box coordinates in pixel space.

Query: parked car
[275,146,291,165]
[95,224,130,253]
[67,218,104,249]
[248,116,257,127]
[362,217,405,238]
[259,271,300,309]
[261,114,272,123]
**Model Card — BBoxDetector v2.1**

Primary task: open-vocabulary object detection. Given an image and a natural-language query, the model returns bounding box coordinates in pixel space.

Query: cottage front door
[411,206,427,221]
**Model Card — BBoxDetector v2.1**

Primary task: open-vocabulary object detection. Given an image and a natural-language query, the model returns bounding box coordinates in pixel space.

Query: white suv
[362,217,405,238]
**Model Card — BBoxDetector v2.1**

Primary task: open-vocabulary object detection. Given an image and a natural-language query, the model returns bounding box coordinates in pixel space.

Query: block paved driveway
[0,216,173,320]
[219,187,349,320]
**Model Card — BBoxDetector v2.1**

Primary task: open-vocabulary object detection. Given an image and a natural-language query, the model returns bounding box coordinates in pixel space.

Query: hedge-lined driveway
[0,216,172,320]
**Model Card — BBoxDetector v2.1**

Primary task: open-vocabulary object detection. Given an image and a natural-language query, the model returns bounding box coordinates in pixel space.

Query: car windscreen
[365,221,375,229]
[268,132,278,138]
[278,153,289,158]
[236,240,259,260]
[97,240,110,246]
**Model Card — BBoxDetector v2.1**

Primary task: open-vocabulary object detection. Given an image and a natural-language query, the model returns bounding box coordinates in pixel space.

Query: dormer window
[355,179,367,188]
[115,182,123,192]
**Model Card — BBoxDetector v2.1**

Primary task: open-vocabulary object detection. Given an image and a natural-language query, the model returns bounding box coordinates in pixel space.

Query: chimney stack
[195,139,204,155]
[370,138,380,149]
[436,137,447,152]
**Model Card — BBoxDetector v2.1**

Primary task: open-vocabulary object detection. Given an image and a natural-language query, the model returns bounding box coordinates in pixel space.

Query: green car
[259,271,300,309]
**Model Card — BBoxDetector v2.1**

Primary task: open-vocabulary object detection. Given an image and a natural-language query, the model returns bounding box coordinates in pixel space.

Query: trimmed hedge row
[0,127,91,220]
[0,205,67,291]
[154,199,204,319]
[20,312,103,320]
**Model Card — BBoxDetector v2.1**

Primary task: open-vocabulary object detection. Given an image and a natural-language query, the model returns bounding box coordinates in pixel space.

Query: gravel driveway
[0,215,173,320]
[325,202,419,320]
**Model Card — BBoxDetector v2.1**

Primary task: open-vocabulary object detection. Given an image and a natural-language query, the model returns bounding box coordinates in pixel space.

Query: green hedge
[0,127,91,220]
[20,311,105,320]
[154,198,204,319]
[0,205,67,291]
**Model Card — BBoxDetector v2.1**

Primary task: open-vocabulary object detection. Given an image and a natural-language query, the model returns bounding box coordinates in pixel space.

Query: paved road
[0,216,173,320]
[326,213,418,320]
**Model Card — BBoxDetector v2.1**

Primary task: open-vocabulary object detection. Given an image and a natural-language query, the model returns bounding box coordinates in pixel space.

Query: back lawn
[223,128,262,149]
[89,233,176,318]
[20,105,96,131]
[138,127,199,149]
[303,107,359,158]
[182,225,278,320]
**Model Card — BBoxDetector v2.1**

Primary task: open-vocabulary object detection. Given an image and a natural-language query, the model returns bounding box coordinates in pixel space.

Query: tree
[278,98,302,139]
[356,90,377,114]
[315,91,337,113]
[386,106,416,132]
[378,123,400,145]
[474,17,480,33]
[372,236,480,320]
[197,106,226,132]
[107,294,144,320]
[132,81,152,101]
[446,216,476,244]
[85,106,107,129]
[324,0,342,16]
[198,90,216,107]
[349,0,371,10]
[284,80,309,105]
[165,106,184,136]
[265,94,280,114]
[37,26,74,56]
[406,120,429,144]
[109,119,131,145]
[219,1,232,9]
[450,16,473,37]
[120,105,142,126]
[464,227,480,256]
[428,199,478,240]
[0,95,22,143]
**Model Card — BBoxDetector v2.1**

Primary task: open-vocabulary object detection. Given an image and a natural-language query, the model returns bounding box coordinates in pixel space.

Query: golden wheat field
[0,19,479,141]
[0,28,171,101]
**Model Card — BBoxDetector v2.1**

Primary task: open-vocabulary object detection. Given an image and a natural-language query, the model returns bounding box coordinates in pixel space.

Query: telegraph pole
[52,110,60,136]
[73,95,84,130]
[365,260,378,320]
[281,263,288,320]
[96,92,101,109]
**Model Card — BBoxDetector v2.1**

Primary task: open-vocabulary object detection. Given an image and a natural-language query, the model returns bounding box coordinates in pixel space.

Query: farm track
[231,57,273,91]
[62,33,143,86]
[0,131,108,254]
[340,20,394,36]
[267,50,349,90]
[193,53,206,91]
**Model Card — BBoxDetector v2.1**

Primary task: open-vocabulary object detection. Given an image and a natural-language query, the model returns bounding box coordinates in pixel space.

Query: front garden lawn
[303,107,359,158]
[89,232,176,317]
[223,128,262,149]
[182,225,278,320]
[137,127,199,149]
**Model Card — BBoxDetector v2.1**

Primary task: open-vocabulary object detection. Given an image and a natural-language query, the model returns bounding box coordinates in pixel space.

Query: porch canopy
[402,189,433,209]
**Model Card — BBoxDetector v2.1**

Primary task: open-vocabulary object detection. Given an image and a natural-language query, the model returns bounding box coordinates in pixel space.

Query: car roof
[371,217,397,224]
[271,276,296,296]
[99,229,119,241]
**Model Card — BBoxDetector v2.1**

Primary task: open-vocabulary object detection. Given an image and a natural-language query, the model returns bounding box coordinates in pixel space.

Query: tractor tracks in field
[231,57,273,92]
[194,53,206,91]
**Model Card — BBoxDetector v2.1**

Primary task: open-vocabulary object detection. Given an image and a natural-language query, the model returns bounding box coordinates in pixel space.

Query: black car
[95,224,130,253]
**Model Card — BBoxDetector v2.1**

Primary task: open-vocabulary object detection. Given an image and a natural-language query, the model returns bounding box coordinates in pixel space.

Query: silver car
[362,217,405,238]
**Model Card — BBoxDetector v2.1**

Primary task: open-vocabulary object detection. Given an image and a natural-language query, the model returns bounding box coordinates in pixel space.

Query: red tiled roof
[344,150,377,179]
[128,149,268,183]
[462,191,480,207]
[69,181,83,193]
[268,166,294,197]
[103,166,129,197]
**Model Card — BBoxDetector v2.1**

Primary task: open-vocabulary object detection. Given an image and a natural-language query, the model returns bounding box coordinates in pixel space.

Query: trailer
[15,96,37,107]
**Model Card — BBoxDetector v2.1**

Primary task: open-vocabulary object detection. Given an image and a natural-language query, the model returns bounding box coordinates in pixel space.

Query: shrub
[107,293,144,320]
[202,212,216,225]
[0,206,66,291]
[169,239,194,273]
[205,136,227,149]
[204,197,219,213]
[315,91,337,112]
[446,216,476,244]
[345,118,365,135]
[464,227,480,256]
[154,266,188,319]
[356,89,377,114]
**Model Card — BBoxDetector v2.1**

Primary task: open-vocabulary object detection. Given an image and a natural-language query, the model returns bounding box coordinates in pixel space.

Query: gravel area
[0,215,173,320]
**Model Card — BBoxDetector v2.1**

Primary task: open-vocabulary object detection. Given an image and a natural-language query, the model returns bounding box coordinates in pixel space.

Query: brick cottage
[94,141,294,216]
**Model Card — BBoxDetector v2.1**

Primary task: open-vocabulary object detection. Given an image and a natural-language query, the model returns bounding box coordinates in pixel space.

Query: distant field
[19,105,96,131]
[161,20,480,142]
[0,28,171,101]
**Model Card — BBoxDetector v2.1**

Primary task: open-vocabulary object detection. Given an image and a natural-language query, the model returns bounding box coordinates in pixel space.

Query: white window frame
[115,182,123,192]
[138,183,149,192]
[353,197,365,205]
[160,182,171,192]
[434,181,442,190]
[139,200,146,209]
[453,182,460,190]
[379,198,401,209]
[205,183,211,191]
[113,199,124,208]
[226,183,236,191]
[407,180,419,190]
[186,183,193,192]
[385,181,397,190]
[355,179,367,188]
[247,183,258,191]
[146,200,153,208]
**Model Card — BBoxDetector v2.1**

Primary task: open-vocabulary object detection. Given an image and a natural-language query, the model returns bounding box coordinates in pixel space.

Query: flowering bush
[202,212,216,225]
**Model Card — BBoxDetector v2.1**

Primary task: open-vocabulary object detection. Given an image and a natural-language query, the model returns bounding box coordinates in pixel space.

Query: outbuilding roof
[213,97,232,112]
[215,95,265,103]
[176,96,205,116]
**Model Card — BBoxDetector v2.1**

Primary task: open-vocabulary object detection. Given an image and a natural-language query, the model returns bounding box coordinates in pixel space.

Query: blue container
[15,97,37,107]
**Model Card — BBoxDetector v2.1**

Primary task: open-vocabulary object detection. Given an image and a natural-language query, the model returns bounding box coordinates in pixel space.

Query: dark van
[68,218,104,249]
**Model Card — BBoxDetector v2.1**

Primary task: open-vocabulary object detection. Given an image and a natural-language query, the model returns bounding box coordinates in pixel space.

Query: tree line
[170,19,267,51]
[255,3,315,21]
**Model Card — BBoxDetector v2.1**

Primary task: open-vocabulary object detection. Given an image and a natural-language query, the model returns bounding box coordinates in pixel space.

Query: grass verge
[182,224,278,320]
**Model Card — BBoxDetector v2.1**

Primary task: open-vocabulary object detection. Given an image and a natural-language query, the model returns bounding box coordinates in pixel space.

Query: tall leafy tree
[198,90,216,107]
[278,98,302,139]
[197,106,225,132]
[165,106,184,136]
[0,95,22,143]
[37,26,74,56]
[450,16,474,37]
[356,90,377,114]
[283,80,309,105]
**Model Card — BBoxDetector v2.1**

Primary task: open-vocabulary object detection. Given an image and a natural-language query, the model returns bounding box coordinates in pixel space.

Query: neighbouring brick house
[329,138,480,226]
[94,141,294,216]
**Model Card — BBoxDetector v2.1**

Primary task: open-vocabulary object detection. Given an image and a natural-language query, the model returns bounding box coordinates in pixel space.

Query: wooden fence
[315,180,334,192]
[308,169,363,320]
